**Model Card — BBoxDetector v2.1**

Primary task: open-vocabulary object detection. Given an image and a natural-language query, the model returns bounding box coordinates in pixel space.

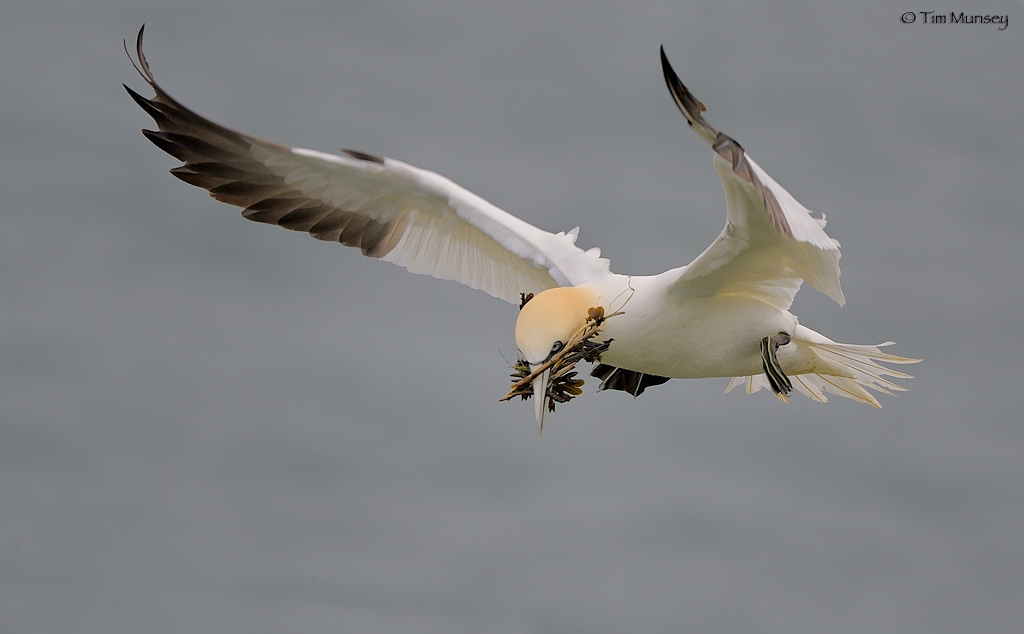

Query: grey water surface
[2,1,1023,632]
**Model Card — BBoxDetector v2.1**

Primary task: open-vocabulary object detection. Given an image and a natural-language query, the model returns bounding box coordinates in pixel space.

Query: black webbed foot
[761,332,793,395]
[590,364,671,398]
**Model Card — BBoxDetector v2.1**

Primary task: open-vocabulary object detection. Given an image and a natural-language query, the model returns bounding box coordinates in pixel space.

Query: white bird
[125,27,919,433]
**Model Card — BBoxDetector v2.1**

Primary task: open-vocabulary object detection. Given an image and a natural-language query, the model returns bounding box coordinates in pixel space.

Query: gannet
[125,26,919,433]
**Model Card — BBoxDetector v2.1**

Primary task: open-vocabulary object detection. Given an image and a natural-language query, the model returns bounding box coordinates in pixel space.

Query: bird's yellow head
[513,286,604,433]
[515,287,601,365]
[514,286,602,432]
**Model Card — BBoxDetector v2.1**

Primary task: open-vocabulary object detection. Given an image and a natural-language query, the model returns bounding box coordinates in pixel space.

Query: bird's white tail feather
[725,337,920,408]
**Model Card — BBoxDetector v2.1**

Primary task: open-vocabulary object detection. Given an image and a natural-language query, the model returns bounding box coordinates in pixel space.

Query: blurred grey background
[2,1,1023,632]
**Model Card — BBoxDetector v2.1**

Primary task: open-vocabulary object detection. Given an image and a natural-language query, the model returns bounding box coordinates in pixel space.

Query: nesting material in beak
[501,306,618,433]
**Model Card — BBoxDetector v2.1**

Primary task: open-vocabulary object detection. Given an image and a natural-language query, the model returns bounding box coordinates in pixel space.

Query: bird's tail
[725,326,921,408]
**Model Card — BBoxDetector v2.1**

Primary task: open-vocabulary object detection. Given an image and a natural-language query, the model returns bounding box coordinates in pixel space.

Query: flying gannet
[125,26,919,433]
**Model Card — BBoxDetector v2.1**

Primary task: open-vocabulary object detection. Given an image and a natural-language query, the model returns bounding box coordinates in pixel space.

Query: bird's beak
[532,366,550,436]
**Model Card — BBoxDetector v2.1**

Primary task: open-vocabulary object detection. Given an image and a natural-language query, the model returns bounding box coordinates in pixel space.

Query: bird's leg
[761,332,793,396]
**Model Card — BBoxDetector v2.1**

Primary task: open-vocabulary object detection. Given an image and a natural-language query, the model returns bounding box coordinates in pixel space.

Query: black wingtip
[659,46,676,95]
[659,45,674,84]
[124,82,169,124]
[659,46,719,144]
[125,24,155,85]
[136,24,146,58]
[658,48,683,107]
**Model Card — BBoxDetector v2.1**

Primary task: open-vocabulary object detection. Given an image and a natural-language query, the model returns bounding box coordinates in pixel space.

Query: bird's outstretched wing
[660,48,843,310]
[124,26,610,303]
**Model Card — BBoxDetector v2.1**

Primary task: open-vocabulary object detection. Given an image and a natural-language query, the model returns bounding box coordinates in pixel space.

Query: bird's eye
[551,341,564,354]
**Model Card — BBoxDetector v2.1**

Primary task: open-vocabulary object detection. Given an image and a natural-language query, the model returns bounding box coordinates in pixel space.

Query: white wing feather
[660,48,843,310]
[126,27,609,304]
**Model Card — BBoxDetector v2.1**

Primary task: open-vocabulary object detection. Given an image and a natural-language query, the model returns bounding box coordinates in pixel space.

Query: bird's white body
[127,27,919,432]
[586,272,799,379]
